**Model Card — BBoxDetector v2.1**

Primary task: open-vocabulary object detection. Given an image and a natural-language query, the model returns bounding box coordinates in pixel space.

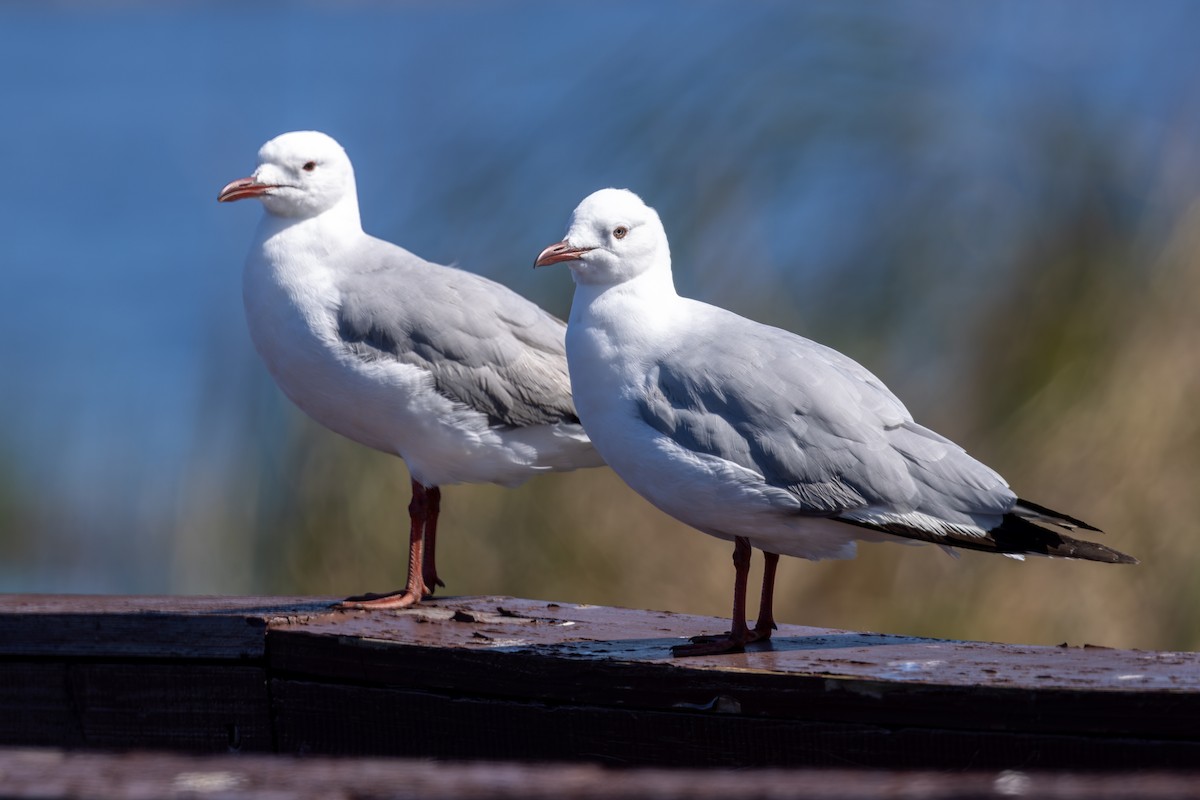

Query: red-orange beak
[217,176,274,203]
[534,240,593,268]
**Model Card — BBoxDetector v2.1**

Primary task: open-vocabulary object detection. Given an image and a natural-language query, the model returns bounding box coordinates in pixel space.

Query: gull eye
[302,161,317,172]
[613,226,628,240]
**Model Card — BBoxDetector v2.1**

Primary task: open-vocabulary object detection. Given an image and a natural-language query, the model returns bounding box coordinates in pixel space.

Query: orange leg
[755,551,780,639]
[421,486,445,593]
[672,537,757,657]
[673,541,780,657]
[337,479,434,610]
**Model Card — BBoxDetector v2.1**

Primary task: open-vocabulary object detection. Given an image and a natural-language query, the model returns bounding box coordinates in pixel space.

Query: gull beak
[218,176,273,203]
[534,240,593,268]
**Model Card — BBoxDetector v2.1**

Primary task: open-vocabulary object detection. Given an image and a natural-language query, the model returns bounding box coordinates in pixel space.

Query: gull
[218,131,602,609]
[535,188,1135,657]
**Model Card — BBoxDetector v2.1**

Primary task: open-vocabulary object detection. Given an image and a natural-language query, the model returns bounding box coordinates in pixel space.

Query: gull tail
[836,500,1137,564]
[980,513,1137,564]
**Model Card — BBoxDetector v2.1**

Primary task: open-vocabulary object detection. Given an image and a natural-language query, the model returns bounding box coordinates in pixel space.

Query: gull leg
[753,551,780,640]
[337,478,431,610]
[672,536,755,657]
[421,486,446,593]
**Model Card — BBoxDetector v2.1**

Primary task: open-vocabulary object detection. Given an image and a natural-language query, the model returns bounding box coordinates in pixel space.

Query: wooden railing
[1,593,1198,787]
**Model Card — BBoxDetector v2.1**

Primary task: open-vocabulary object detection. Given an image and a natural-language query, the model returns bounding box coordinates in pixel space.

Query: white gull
[536,188,1135,656]
[219,131,602,609]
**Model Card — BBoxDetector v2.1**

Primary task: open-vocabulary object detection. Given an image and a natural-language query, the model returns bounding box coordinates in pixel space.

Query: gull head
[218,130,356,220]
[535,188,670,287]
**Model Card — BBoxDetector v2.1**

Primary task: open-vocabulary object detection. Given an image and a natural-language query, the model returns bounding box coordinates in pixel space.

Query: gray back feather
[636,303,1013,526]
[336,236,579,429]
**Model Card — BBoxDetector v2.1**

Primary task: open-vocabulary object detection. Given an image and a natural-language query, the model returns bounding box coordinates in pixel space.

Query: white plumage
[536,187,1133,656]
[220,131,601,608]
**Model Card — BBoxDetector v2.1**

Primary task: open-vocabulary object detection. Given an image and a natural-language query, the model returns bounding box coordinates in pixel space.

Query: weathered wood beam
[0,749,1198,799]
[1,594,1196,769]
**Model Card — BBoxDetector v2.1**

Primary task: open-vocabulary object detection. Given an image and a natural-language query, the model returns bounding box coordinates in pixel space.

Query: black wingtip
[835,512,1136,564]
[991,513,1135,563]
[1014,497,1103,533]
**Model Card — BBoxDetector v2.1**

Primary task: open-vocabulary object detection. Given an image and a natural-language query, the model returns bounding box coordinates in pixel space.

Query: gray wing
[637,303,1015,533]
[335,236,579,429]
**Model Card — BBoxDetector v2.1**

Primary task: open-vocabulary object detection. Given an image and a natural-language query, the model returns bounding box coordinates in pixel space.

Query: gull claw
[334,590,423,611]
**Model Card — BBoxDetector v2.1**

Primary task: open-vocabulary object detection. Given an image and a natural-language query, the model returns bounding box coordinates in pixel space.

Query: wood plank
[266,596,1200,766]
[0,748,1198,799]
[270,678,1200,769]
[0,664,83,748]
[2,593,1198,769]
[0,662,272,752]
[0,596,315,752]
[271,596,1200,692]
[67,663,272,752]
[0,595,336,659]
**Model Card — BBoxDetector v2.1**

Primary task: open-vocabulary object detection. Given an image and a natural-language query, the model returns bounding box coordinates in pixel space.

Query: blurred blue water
[1,2,1198,591]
